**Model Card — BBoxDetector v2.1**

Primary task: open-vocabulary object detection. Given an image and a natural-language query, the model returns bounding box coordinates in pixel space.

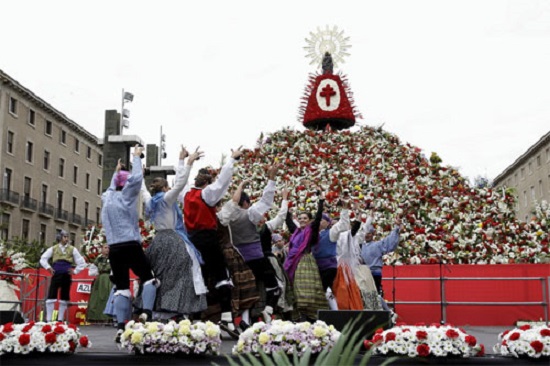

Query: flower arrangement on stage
[493,324,550,358]
[233,319,341,357]
[363,323,484,358]
[119,319,221,355]
[0,321,91,355]
[0,240,28,285]
[232,126,549,265]
[81,220,156,261]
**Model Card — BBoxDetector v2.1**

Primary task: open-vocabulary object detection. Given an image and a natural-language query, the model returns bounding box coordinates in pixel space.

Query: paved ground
[2,324,548,366]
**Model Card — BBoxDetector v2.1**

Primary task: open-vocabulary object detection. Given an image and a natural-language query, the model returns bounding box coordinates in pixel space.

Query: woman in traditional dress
[87,244,113,322]
[141,146,207,319]
[284,191,328,320]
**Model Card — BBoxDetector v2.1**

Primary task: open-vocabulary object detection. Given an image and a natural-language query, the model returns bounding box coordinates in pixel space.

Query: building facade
[493,130,550,222]
[0,69,103,245]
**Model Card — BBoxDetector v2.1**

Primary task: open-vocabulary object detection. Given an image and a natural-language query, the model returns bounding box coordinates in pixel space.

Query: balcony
[54,208,69,222]
[0,189,20,206]
[20,196,38,212]
[69,213,82,226]
[83,219,96,228]
[38,202,54,218]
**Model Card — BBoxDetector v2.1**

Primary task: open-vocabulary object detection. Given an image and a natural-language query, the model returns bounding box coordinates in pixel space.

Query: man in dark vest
[40,230,86,322]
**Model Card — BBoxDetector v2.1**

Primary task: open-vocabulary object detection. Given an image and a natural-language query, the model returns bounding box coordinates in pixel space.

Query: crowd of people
[42,144,404,342]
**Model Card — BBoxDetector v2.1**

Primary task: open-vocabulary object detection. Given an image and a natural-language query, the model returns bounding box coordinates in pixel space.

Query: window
[84,202,89,223]
[537,155,541,167]
[28,109,35,126]
[73,166,78,184]
[22,219,30,240]
[86,146,91,159]
[24,177,31,198]
[520,167,525,178]
[523,191,527,207]
[56,190,63,210]
[547,148,550,162]
[69,232,76,245]
[26,141,33,162]
[4,168,12,191]
[97,179,102,195]
[96,207,100,223]
[74,138,80,153]
[0,213,9,240]
[8,97,17,115]
[514,173,518,185]
[6,131,14,154]
[41,184,48,204]
[98,153,103,167]
[43,150,50,170]
[528,162,533,174]
[59,158,65,178]
[60,130,67,144]
[539,180,543,197]
[72,197,77,215]
[45,120,53,136]
[39,224,46,245]
[85,173,90,190]
[530,186,535,201]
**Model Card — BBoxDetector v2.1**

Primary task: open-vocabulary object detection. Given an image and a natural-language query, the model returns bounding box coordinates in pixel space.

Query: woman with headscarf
[141,146,207,319]
[101,145,158,343]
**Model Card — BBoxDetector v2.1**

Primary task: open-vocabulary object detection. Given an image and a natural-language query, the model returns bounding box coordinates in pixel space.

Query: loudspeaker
[0,310,25,324]
[318,310,391,339]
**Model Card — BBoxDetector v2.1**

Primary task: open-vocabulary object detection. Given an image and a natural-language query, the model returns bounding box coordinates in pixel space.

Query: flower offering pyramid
[230,26,549,266]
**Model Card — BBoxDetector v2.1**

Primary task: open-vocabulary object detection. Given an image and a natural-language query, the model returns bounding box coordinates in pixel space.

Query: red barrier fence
[3,264,549,326]
[382,263,549,326]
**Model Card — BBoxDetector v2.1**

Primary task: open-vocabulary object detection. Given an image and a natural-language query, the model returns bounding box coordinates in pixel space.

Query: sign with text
[76,283,91,294]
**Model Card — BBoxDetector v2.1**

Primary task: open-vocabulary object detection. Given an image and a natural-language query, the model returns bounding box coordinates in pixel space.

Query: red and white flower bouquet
[494,324,550,358]
[364,323,484,358]
[0,321,90,355]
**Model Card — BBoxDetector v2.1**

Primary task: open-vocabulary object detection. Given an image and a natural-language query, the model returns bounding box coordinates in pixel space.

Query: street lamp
[120,89,134,134]
[159,126,167,165]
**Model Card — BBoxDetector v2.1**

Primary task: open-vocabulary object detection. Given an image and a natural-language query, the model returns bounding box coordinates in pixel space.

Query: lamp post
[159,126,167,165]
[120,89,134,134]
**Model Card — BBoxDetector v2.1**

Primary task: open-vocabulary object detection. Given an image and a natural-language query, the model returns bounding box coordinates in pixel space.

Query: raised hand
[179,145,189,160]
[231,146,243,160]
[266,164,280,181]
[187,147,204,165]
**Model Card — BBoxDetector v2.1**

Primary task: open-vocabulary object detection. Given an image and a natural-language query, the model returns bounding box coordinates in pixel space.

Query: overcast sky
[3,0,550,183]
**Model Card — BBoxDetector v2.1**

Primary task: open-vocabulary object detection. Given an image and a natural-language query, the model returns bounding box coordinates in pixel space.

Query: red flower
[22,324,33,333]
[465,335,477,346]
[18,333,31,346]
[374,328,384,334]
[68,324,77,331]
[509,332,520,341]
[416,330,428,340]
[79,335,89,347]
[2,322,14,333]
[446,329,459,339]
[69,340,77,352]
[42,324,52,333]
[363,340,373,350]
[530,340,544,353]
[477,344,485,356]
[54,325,66,334]
[385,332,396,342]
[45,332,57,344]
[540,328,550,337]
[0,333,4,341]
[372,334,383,343]
[519,324,531,331]
[417,343,430,357]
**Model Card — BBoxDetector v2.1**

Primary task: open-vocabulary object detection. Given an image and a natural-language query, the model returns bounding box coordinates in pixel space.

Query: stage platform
[2,324,548,366]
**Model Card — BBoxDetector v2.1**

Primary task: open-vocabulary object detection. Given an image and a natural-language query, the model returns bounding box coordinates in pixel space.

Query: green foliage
[217,318,397,366]
[4,237,50,269]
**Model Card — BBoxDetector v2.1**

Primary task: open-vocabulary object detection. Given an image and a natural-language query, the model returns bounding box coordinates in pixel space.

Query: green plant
[4,237,49,269]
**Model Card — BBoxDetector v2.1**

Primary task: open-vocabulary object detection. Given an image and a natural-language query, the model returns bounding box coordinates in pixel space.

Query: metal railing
[389,276,549,325]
